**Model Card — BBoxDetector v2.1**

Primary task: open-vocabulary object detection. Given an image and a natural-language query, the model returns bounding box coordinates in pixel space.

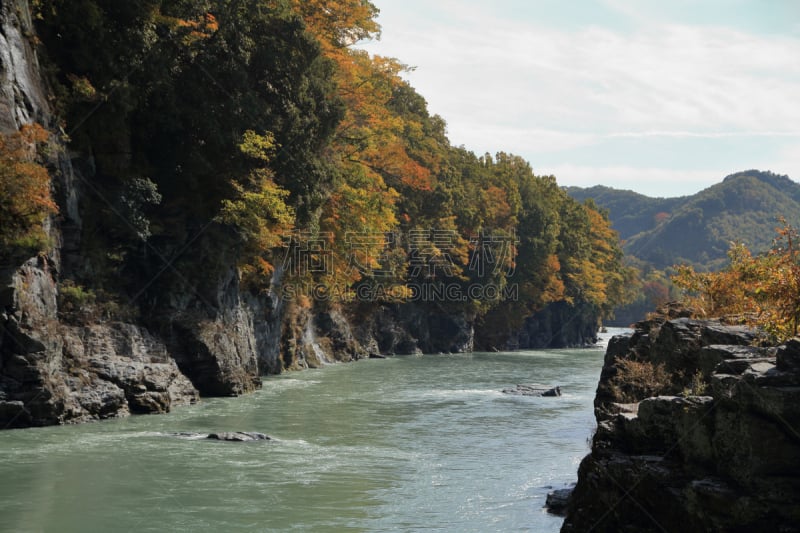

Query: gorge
[5,2,799,532]
[0,0,620,429]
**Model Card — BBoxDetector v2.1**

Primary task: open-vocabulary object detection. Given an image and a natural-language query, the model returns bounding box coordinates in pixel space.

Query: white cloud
[381,20,800,134]
[605,131,800,139]
[542,164,723,198]
[761,143,800,182]
[361,0,800,195]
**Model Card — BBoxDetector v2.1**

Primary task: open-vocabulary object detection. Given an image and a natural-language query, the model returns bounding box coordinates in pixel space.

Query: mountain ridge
[567,169,800,271]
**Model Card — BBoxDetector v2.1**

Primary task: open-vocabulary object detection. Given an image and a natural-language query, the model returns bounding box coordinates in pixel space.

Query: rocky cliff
[0,0,298,426]
[562,312,800,532]
[1,0,599,429]
[0,0,201,427]
[0,0,471,427]
[475,300,599,351]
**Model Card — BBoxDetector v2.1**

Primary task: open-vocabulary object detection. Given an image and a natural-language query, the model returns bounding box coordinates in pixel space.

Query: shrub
[609,357,672,403]
[681,370,708,397]
[58,280,96,315]
[58,281,138,323]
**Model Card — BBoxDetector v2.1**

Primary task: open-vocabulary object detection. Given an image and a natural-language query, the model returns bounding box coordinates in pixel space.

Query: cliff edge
[562,313,800,532]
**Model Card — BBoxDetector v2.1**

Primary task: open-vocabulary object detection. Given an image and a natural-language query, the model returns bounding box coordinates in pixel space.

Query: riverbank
[562,314,800,532]
[1,0,614,430]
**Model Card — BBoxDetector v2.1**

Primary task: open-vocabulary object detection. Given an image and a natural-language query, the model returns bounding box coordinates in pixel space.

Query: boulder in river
[207,432,271,442]
[545,487,574,516]
[502,384,562,397]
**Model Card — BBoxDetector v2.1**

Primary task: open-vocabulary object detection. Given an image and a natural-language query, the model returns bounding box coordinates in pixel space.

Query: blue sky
[359,0,800,197]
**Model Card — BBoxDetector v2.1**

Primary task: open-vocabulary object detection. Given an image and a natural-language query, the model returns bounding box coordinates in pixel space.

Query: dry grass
[609,358,672,403]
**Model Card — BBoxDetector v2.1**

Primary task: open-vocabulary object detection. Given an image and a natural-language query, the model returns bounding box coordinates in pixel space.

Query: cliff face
[0,0,472,427]
[0,0,201,427]
[563,315,800,532]
[0,0,598,429]
[0,0,46,132]
[476,301,599,351]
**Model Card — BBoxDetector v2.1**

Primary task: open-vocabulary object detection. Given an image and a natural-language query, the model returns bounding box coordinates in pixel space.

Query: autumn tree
[673,221,800,341]
[216,130,295,286]
[0,124,57,260]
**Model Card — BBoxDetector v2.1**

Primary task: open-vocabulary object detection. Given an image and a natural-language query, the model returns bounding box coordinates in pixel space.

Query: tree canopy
[20,0,631,331]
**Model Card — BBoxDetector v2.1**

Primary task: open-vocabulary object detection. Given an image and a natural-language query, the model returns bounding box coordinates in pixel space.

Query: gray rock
[0,0,50,132]
[563,316,800,533]
[502,384,562,397]
[207,432,270,442]
[351,304,474,356]
[545,487,573,515]
[777,338,800,372]
[1,258,200,427]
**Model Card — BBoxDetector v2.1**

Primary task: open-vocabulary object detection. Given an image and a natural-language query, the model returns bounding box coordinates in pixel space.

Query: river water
[0,329,623,533]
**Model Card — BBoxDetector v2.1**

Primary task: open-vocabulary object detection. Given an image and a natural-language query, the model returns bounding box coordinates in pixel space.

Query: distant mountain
[567,170,800,271]
[566,185,687,242]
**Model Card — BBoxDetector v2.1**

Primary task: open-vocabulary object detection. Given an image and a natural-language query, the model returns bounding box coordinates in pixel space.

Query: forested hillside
[569,170,800,324]
[26,1,629,334]
[565,185,686,242]
[0,0,634,427]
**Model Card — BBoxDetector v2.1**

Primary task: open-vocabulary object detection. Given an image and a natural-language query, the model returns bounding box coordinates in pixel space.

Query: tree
[0,124,58,259]
[216,130,295,285]
[673,221,800,341]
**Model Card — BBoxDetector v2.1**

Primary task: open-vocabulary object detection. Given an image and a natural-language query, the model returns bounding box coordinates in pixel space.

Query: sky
[358,0,800,198]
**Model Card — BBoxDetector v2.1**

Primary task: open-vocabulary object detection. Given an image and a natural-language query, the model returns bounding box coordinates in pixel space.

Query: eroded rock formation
[562,315,800,532]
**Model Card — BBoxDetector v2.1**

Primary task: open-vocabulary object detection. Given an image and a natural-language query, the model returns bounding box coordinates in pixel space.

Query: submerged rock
[168,431,271,441]
[206,432,270,442]
[502,384,562,397]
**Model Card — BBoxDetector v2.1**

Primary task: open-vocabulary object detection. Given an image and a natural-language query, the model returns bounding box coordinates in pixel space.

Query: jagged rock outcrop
[562,315,800,532]
[277,302,475,369]
[517,301,599,349]
[546,486,574,516]
[354,303,474,355]
[0,0,202,427]
[157,265,269,396]
[0,257,198,427]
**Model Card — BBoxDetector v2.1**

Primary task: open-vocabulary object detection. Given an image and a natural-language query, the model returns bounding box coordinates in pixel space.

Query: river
[0,329,624,532]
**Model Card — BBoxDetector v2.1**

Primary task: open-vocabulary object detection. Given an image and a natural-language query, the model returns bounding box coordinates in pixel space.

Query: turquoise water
[0,330,619,533]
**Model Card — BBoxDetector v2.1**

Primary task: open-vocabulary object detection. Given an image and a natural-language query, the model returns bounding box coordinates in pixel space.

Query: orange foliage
[481,185,513,229]
[285,1,440,292]
[654,211,670,224]
[289,0,380,51]
[158,12,218,44]
[542,254,566,303]
[673,222,800,340]
[0,123,58,253]
[290,1,434,195]
[330,51,433,191]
